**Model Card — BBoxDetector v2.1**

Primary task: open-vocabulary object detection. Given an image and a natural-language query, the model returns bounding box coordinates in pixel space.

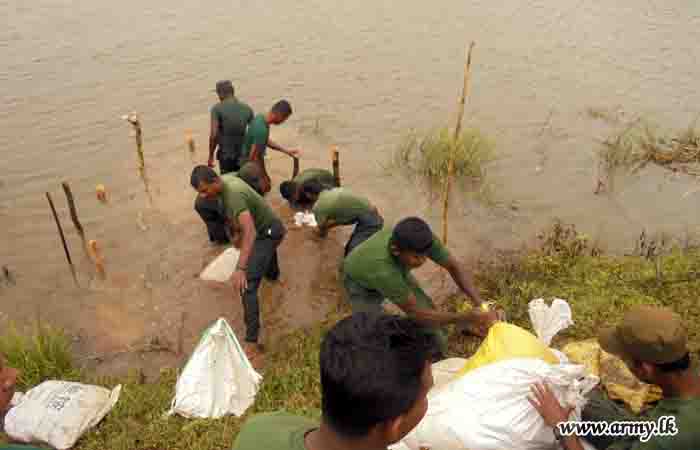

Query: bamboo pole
[46,192,79,286]
[442,42,475,245]
[331,146,341,186]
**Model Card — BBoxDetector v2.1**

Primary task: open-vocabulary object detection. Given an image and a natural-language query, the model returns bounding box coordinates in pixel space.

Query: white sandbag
[5,381,121,450]
[529,298,574,346]
[400,358,599,450]
[200,247,240,282]
[168,318,261,419]
[432,358,467,389]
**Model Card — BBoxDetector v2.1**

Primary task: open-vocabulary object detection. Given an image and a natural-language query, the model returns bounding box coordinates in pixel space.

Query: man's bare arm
[208,117,219,165]
[235,211,257,269]
[398,293,495,330]
[442,255,484,307]
[268,139,300,158]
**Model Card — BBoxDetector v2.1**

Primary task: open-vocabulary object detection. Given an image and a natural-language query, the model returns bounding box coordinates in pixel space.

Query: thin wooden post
[292,157,300,178]
[46,192,78,286]
[87,239,106,280]
[442,42,475,245]
[61,182,87,251]
[123,113,152,204]
[331,147,341,186]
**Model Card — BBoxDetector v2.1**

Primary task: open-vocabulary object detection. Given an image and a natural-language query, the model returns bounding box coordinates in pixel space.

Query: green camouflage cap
[598,305,687,364]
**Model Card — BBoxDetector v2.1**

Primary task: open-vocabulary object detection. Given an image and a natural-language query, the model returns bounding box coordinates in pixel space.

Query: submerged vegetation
[3,221,699,449]
[389,126,495,197]
[596,118,700,192]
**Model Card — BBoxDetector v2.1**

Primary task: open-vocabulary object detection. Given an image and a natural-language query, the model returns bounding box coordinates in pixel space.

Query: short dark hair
[280,181,296,201]
[271,100,293,117]
[190,165,219,189]
[392,217,434,253]
[301,180,323,197]
[320,313,437,438]
[655,353,691,373]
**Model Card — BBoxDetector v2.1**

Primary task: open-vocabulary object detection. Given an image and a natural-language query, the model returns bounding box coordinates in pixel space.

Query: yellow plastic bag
[457,322,560,377]
[562,338,663,413]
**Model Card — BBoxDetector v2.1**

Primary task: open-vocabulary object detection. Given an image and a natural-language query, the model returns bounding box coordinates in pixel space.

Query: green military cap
[598,305,687,364]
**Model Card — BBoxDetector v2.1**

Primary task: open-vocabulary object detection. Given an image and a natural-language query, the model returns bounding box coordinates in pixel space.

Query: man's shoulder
[233,412,317,450]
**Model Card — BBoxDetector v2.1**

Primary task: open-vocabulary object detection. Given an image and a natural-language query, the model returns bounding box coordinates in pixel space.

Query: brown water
[2,0,700,374]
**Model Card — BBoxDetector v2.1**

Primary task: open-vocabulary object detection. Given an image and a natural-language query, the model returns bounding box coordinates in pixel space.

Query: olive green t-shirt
[294,169,336,189]
[312,188,373,226]
[220,173,278,234]
[211,98,254,159]
[240,114,270,164]
[607,397,700,450]
[342,228,450,305]
[231,412,317,450]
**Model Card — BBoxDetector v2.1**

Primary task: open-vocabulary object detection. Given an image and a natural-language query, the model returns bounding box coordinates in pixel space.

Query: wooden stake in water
[87,239,106,280]
[442,42,475,245]
[46,192,79,286]
[185,129,196,161]
[61,182,88,253]
[123,113,153,204]
[292,156,300,178]
[331,146,341,186]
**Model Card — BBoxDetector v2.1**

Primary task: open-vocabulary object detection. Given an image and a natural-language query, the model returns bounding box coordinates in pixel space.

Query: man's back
[232,411,317,450]
[211,98,254,157]
[240,114,269,164]
[295,169,336,189]
[220,174,278,234]
[313,188,373,226]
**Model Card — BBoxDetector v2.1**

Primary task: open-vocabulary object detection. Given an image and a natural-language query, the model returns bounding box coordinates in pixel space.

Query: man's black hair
[392,217,434,254]
[320,313,438,438]
[298,180,324,206]
[271,100,293,117]
[280,181,296,201]
[190,165,219,189]
[655,353,691,373]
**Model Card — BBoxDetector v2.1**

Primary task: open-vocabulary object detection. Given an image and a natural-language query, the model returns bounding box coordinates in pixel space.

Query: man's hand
[528,382,573,428]
[287,148,301,158]
[207,157,215,168]
[231,269,248,296]
[460,309,499,337]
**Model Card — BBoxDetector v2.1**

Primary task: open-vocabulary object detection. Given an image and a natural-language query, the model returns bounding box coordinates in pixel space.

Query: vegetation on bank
[2,222,700,450]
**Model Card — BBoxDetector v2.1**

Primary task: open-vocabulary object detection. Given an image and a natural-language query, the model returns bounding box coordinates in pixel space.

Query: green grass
[3,222,700,449]
[387,126,495,198]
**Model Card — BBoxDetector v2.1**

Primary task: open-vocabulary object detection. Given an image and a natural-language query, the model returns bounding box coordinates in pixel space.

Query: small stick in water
[185,130,196,157]
[87,239,106,280]
[96,184,108,203]
[292,156,300,178]
[61,182,87,247]
[331,146,341,186]
[46,192,79,286]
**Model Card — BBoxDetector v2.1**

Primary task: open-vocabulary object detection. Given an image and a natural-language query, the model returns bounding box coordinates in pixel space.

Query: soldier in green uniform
[239,100,300,195]
[530,305,700,450]
[298,180,383,256]
[342,217,497,358]
[190,166,286,366]
[207,80,254,174]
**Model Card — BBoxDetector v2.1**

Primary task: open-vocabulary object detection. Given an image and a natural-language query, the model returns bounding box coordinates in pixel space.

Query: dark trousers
[218,153,241,174]
[194,196,229,244]
[344,212,384,257]
[242,220,286,343]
